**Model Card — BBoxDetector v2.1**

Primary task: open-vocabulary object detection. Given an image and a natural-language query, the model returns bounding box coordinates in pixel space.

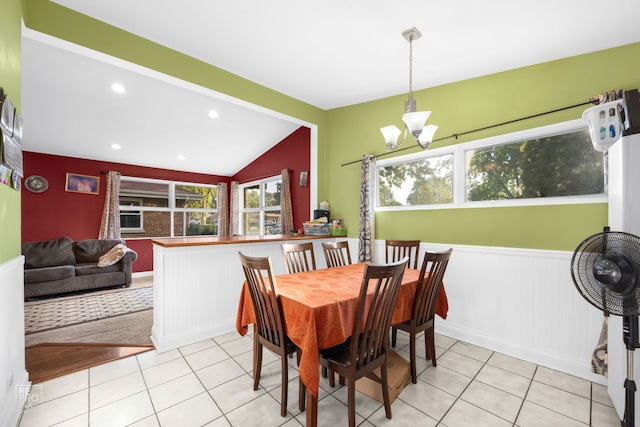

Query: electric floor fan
[571,227,640,427]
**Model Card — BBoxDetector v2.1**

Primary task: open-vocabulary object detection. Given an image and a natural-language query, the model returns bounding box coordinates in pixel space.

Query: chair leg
[409,332,417,384]
[328,367,335,388]
[321,366,328,378]
[380,358,392,420]
[281,353,289,417]
[426,327,437,367]
[347,377,357,427]
[254,343,263,390]
[391,326,398,347]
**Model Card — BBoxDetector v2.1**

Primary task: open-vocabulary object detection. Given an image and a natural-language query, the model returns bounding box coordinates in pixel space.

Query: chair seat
[319,339,351,366]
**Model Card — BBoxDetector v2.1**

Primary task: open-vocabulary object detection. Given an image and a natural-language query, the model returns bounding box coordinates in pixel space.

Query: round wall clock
[24,175,49,193]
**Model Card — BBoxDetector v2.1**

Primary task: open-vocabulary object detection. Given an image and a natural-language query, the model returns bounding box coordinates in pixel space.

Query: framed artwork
[65,173,100,195]
[299,170,308,187]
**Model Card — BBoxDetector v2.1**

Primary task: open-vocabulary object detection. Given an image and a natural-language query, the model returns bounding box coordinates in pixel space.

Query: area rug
[25,309,154,348]
[24,286,153,335]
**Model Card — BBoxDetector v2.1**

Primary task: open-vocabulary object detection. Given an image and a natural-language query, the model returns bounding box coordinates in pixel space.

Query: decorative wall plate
[24,175,49,193]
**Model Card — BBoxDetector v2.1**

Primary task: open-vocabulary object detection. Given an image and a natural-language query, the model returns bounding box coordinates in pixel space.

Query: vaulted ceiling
[20,0,640,175]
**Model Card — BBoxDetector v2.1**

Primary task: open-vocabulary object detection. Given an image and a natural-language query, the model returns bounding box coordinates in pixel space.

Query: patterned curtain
[229,181,239,236]
[281,169,294,234]
[217,182,229,237]
[358,155,376,262]
[98,171,121,239]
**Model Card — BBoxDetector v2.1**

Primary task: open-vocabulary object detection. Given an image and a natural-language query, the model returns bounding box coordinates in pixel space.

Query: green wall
[0,0,22,264]
[20,0,640,252]
[324,43,640,251]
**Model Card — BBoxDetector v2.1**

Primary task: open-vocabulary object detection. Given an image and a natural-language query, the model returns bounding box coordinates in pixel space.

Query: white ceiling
[20,0,640,176]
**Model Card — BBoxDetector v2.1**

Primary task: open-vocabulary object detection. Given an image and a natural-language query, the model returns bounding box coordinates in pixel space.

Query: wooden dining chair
[319,258,408,427]
[385,239,421,269]
[238,252,305,416]
[322,241,352,268]
[391,248,453,383]
[282,242,317,273]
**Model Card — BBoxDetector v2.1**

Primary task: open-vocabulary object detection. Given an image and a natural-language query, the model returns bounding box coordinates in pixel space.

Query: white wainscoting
[0,256,28,427]
[372,239,607,384]
[151,236,605,385]
[151,238,333,352]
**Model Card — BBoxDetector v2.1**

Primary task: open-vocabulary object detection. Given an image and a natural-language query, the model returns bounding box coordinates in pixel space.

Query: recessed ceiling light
[208,110,219,119]
[177,154,186,160]
[110,143,121,150]
[111,83,126,94]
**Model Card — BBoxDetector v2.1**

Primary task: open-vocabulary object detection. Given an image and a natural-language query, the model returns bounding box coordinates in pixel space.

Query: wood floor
[26,343,154,384]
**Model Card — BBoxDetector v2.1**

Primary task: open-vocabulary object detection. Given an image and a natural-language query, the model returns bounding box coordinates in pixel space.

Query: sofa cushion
[24,265,75,284]
[98,243,127,267]
[75,239,125,263]
[22,237,76,269]
[75,262,122,276]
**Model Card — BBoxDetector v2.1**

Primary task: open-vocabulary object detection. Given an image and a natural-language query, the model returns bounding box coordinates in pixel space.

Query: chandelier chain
[408,34,414,96]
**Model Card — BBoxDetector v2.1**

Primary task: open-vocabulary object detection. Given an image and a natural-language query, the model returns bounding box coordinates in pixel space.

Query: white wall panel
[0,256,29,427]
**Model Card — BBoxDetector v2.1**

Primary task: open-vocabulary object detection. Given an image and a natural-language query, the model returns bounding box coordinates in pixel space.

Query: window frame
[376,119,607,212]
[119,176,219,238]
[238,175,283,236]
[119,197,144,232]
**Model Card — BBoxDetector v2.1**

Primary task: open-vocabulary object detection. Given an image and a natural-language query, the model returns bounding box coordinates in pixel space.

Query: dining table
[235,262,448,427]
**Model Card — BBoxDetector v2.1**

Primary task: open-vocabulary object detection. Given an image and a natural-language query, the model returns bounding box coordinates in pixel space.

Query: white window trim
[119,176,219,237]
[238,175,282,235]
[376,119,607,211]
[120,197,144,232]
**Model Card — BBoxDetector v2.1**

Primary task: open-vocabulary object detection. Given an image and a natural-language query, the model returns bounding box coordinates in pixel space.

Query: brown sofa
[22,237,138,299]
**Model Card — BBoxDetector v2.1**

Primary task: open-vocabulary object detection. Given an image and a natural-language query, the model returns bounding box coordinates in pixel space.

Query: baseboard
[0,369,29,427]
[436,322,608,385]
[151,322,236,353]
[132,271,153,279]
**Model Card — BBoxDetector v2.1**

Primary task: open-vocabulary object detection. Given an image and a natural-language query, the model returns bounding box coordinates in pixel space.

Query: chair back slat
[385,240,420,269]
[322,241,352,268]
[351,258,408,369]
[413,249,453,326]
[239,252,286,347]
[282,242,317,273]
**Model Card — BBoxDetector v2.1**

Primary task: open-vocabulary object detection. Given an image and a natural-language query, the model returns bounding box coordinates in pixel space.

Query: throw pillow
[97,243,127,267]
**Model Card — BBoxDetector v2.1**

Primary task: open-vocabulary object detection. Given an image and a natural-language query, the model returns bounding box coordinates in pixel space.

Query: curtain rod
[340,100,594,167]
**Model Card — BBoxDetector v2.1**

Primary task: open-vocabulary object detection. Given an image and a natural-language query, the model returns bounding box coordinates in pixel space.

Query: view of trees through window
[241,179,282,235]
[377,124,605,209]
[466,129,604,201]
[379,155,453,207]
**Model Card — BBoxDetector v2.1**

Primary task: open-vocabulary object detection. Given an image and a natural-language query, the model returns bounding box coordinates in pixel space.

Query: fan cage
[571,231,640,317]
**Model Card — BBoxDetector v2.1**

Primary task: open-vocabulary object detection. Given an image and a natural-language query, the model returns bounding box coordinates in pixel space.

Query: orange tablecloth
[235,262,448,397]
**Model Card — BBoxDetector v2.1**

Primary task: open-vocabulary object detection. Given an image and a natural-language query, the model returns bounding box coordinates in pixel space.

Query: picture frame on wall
[65,173,100,195]
[299,170,308,187]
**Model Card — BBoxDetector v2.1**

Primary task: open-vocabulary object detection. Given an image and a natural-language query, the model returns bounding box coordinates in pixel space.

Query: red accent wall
[232,126,311,231]
[21,126,310,272]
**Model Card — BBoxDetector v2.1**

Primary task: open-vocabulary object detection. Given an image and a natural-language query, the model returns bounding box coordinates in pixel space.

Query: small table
[236,262,448,427]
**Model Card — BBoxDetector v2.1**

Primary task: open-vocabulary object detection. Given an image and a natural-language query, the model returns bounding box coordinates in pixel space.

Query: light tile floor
[19,329,622,427]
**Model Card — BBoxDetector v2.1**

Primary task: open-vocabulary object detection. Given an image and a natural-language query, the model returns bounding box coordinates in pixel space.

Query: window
[239,177,282,235]
[376,119,606,211]
[120,198,143,231]
[378,154,453,207]
[119,177,219,238]
[466,128,604,202]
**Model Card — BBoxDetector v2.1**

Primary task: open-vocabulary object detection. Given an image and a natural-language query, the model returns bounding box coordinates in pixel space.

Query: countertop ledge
[151,234,336,248]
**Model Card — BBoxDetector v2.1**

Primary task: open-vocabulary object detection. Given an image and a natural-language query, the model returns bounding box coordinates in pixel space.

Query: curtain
[229,181,239,236]
[217,182,229,237]
[281,169,294,234]
[98,171,121,239]
[591,315,608,377]
[358,155,376,262]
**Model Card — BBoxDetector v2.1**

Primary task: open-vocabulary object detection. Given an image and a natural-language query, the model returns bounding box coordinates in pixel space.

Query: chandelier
[380,27,438,151]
